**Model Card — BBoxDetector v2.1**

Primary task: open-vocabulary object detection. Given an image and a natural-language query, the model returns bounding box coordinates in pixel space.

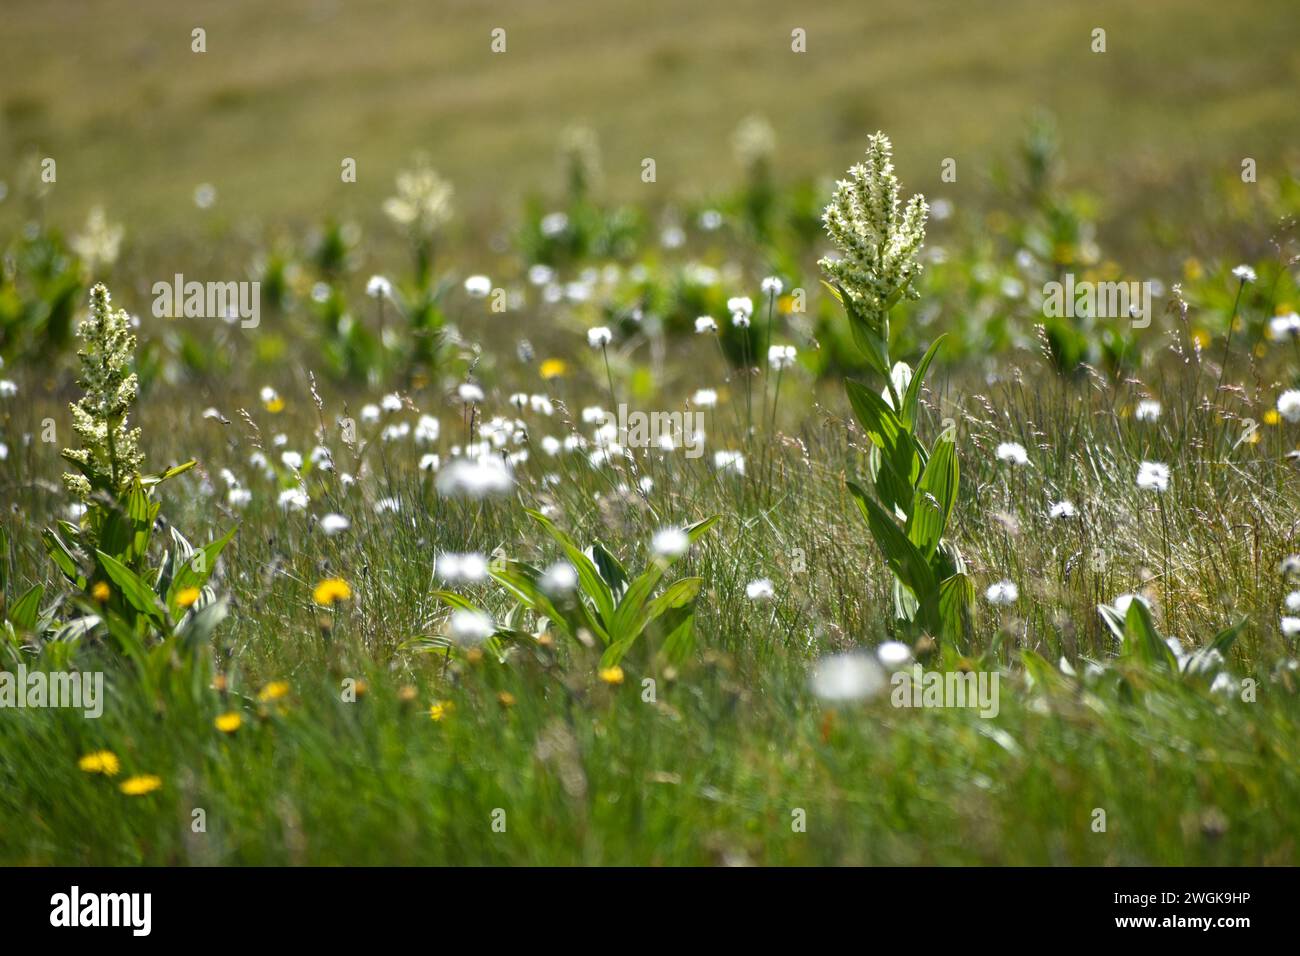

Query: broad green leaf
[142,459,197,487]
[938,573,973,645]
[96,550,166,627]
[43,528,85,588]
[7,584,44,631]
[51,615,100,643]
[166,526,237,617]
[830,281,892,379]
[526,509,615,626]
[1209,617,1247,657]
[906,436,958,558]
[589,542,630,603]
[660,608,696,665]
[1122,598,1178,671]
[848,482,936,605]
[431,590,486,614]
[900,334,946,429]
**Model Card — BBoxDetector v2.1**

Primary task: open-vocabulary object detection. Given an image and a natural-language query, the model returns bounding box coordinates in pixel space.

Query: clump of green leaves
[820,133,973,644]
[431,511,718,668]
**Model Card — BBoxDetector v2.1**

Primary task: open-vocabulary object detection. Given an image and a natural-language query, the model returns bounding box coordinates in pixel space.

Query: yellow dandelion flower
[1183,257,1203,281]
[258,680,290,703]
[313,578,352,607]
[119,774,162,796]
[1264,410,1281,426]
[176,587,201,608]
[497,691,516,708]
[214,711,242,733]
[264,396,285,414]
[78,750,120,776]
[539,358,569,380]
[91,581,111,603]
[429,701,453,721]
[599,665,625,686]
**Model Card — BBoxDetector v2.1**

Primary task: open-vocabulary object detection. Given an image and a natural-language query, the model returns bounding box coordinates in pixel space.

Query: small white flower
[714,450,745,475]
[449,609,495,645]
[360,403,381,423]
[381,393,403,412]
[228,487,252,509]
[437,552,489,583]
[692,388,718,408]
[1134,400,1162,423]
[1282,617,1300,638]
[1232,264,1256,283]
[731,311,751,329]
[761,276,784,296]
[810,652,886,702]
[1049,500,1077,519]
[280,450,303,470]
[278,488,309,511]
[745,578,775,601]
[996,442,1028,466]
[1278,390,1300,423]
[694,315,718,334]
[318,513,350,536]
[366,275,392,299]
[985,580,1019,606]
[419,453,440,471]
[1285,591,1300,613]
[540,212,569,237]
[651,527,690,559]
[727,296,753,318]
[435,456,514,499]
[1281,555,1300,575]
[1136,460,1170,492]
[415,415,440,443]
[457,382,485,404]
[464,275,492,298]
[877,641,912,668]
[768,345,797,370]
[587,326,613,348]
[1268,312,1300,341]
[540,561,578,596]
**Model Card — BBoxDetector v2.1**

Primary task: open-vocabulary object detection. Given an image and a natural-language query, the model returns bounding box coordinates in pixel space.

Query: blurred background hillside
[3,0,1298,250]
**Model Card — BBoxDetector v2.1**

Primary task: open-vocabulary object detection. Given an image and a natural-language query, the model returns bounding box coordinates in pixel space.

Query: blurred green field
[4,0,1300,869]
[4,0,1298,242]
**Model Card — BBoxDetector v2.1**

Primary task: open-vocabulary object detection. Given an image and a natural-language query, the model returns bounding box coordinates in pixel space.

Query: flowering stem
[1214,279,1246,402]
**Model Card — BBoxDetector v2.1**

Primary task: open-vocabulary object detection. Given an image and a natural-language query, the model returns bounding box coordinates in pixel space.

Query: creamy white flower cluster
[819,132,928,325]
[63,283,144,500]
[383,162,454,238]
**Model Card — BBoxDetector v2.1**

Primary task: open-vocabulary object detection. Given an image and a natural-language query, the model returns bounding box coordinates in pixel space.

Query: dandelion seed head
[985,580,1019,606]
[996,442,1028,466]
[651,527,690,558]
[810,652,886,702]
